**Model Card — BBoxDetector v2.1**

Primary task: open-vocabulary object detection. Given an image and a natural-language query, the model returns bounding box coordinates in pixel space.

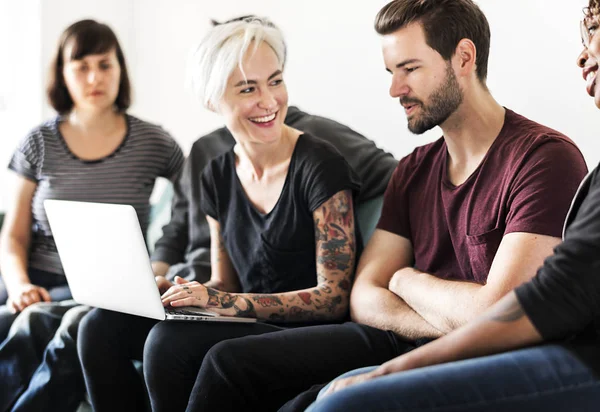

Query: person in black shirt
[306,2,600,411]
[78,15,362,412]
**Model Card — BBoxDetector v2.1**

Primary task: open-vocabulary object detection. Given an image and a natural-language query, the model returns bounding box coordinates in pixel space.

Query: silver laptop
[44,199,256,323]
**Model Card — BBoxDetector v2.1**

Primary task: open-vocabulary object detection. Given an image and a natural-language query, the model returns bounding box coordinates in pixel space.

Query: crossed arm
[161,190,356,322]
[326,290,542,395]
[350,229,560,340]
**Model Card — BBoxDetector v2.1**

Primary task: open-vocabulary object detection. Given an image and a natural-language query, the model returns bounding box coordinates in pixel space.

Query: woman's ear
[207,100,218,113]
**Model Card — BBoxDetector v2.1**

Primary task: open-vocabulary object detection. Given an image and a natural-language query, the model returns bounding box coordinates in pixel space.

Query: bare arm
[349,229,442,340]
[390,232,560,333]
[151,261,170,277]
[325,291,542,395]
[0,174,50,312]
[161,190,356,322]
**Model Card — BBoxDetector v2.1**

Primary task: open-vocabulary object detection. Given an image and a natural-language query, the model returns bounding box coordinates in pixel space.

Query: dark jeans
[191,322,416,412]
[306,344,600,412]
[77,308,284,412]
[0,269,71,341]
[0,301,89,412]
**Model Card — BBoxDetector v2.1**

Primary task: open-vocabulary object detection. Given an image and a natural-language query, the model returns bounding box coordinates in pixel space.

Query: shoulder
[502,109,583,155]
[16,118,59,151]
[294,132,347,164]
[126,115,179,147]
[393,137,445,178]
[188,126,235,162]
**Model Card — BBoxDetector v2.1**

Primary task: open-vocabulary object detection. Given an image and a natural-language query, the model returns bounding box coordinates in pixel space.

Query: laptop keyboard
[165,307,218,317]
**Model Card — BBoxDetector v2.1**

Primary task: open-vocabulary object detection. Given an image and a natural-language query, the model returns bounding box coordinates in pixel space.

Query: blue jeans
[0,301,90,412]
[0,269,72,341]
[306,344,600,412]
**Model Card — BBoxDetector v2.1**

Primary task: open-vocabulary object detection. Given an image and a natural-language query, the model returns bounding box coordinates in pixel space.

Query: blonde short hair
[187,16,287,109]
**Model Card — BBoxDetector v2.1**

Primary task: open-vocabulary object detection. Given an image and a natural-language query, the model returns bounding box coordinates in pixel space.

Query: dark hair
[374,0,491,83]
[47,19,131,114]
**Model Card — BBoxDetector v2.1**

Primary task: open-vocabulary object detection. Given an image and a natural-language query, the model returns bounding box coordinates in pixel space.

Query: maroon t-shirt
[377,109,588,284]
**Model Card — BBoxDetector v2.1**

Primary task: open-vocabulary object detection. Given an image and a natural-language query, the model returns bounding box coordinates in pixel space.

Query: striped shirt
[8,114,185,275]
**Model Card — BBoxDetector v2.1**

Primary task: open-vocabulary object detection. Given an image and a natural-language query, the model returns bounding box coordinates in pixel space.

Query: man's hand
[161,276,209,308]
[322,368,385,398]
[7,283,51,313]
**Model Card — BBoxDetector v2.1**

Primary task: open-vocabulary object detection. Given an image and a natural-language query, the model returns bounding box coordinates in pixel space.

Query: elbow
[348,288,372,324]
[328,292,350,321]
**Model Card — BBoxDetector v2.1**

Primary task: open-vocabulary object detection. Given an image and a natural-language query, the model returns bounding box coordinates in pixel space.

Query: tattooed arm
[161,190,356,322]
[324,291,542,395]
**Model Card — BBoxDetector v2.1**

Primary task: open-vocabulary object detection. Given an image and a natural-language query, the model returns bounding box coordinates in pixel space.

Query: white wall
[0,0,43,211]
[1,0,597,211]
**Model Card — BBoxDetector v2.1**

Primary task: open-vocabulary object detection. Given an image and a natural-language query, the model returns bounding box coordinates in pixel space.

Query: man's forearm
[391,268,483,333]
[376,291,542,376]
[350,284,443,340]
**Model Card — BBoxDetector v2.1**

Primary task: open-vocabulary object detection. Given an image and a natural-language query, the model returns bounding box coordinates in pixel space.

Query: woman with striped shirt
[0,19,184,412]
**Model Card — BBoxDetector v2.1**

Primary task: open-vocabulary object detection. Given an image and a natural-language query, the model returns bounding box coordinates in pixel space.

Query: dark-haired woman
[0,19,183,412]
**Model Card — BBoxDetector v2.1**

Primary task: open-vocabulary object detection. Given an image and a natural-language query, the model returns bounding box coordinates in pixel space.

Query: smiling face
[62,45,121,112]
[579,10,600,108]
[218,41,288,146]
[382,23,463,134]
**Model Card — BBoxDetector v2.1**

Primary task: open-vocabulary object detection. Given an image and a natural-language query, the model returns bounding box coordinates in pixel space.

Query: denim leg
[0,307,18,343]
[11,304,90,412]
[306,344,600,412]
[0,270,72,341]
[0,302,74,411]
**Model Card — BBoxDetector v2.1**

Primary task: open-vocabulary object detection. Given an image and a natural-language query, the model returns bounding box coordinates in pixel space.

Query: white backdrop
[0,0,596,210]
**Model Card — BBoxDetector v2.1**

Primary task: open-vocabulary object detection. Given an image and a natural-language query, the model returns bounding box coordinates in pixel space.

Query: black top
[199,133,360,294]
[151,106,398,283]
[516,163,600,375]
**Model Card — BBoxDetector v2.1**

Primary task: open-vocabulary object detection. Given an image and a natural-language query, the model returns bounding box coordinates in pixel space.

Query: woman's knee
[77,309,113,358]
[202,338,242,373]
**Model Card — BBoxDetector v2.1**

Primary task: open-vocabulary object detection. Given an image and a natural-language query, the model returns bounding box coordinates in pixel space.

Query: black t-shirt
[200,133,361,294]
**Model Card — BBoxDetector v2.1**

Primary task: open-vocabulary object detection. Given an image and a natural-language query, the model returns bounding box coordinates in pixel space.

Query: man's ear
[454,38,477,77]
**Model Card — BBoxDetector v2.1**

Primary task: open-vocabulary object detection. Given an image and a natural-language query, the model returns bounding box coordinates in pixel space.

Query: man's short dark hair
[374,0,491,83]
[47,19,131,114]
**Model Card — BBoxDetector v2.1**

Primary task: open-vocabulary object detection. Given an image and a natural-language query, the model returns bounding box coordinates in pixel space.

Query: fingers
[7,298,18,314]
[167,297,198,307]
[38,287,52,302]
[174,276,187,284]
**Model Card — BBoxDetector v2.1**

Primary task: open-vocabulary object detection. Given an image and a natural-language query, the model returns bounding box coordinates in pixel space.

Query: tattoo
[317,272,327,284]
[252,295,283,308]
[319,284,332,294]
[314,295,343,313]
[298,292,312,305]
[206,288,220,307]
[486,293,526,323]
[313,289,321,296]
[289,306,317,321]
[338,279,351,291]
[314,219,328,242]
[233,296,256,317]
[325,191,352,227]
[220,293,236,309]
